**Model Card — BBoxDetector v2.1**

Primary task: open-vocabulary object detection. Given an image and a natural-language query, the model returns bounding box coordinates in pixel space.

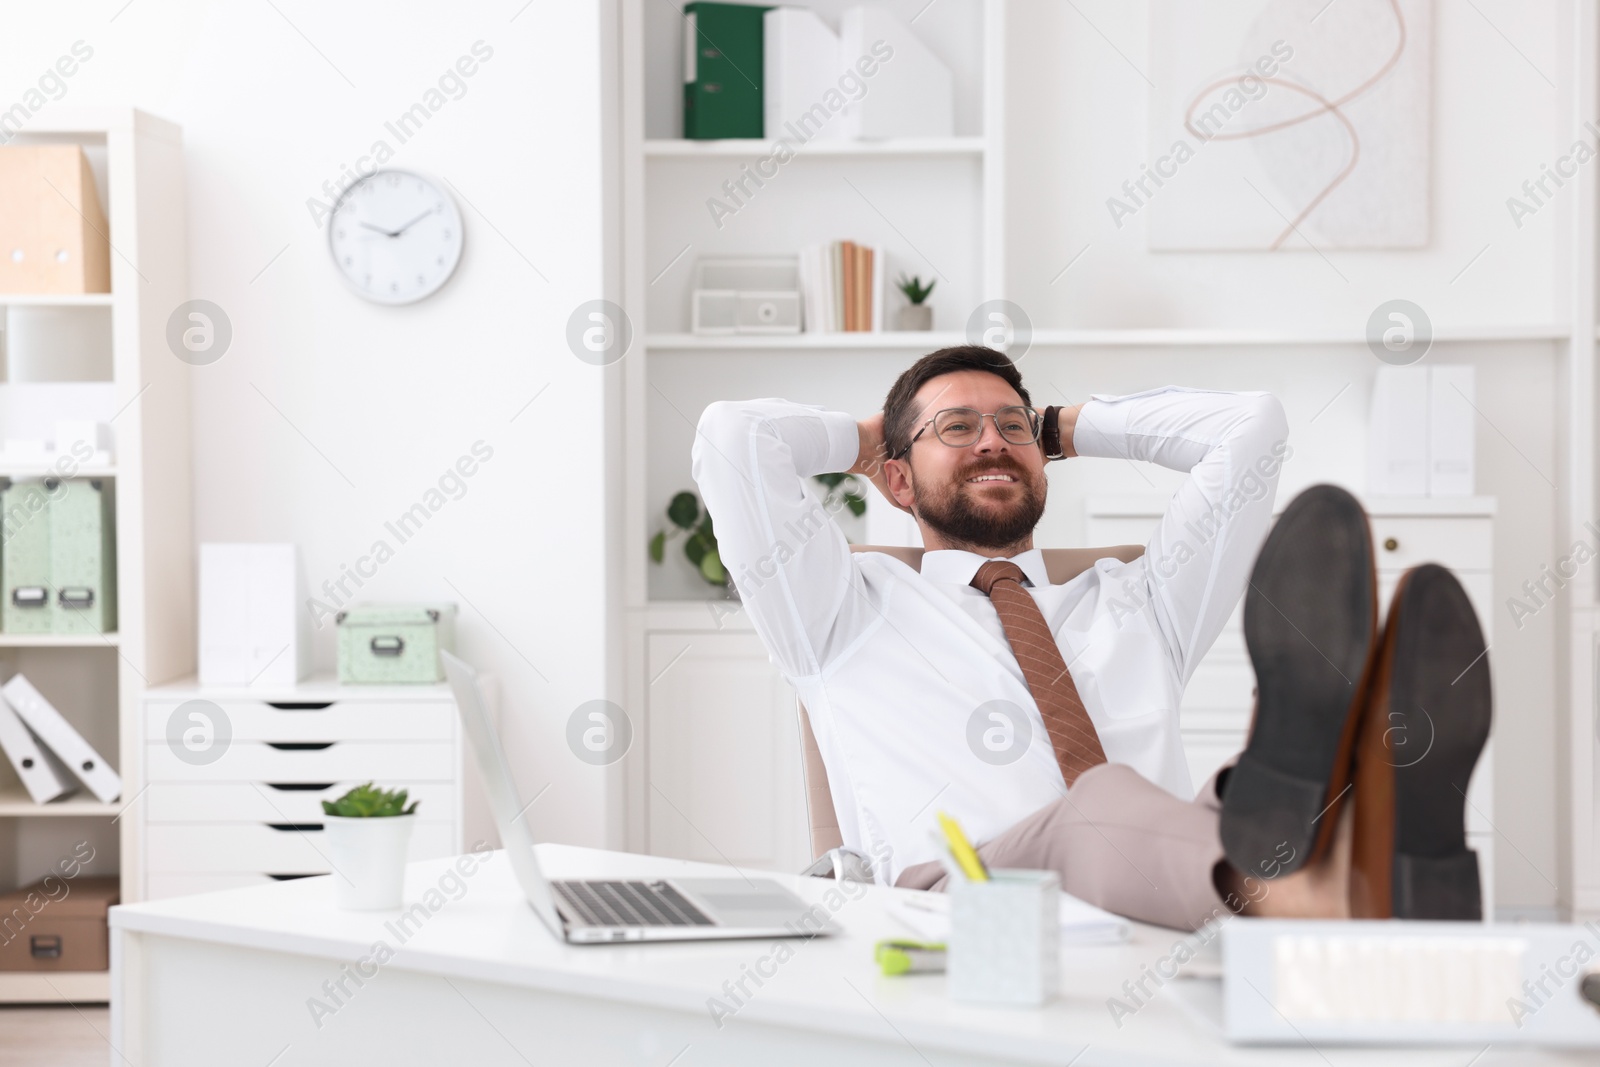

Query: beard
[911,455,1046,550]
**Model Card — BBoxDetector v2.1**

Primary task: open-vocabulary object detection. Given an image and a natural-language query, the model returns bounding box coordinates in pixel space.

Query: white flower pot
[323,814,416,910]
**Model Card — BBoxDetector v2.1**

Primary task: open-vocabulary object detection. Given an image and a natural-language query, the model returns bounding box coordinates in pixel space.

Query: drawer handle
[1383,537,1399,551]
[268,873,321,881]
[30,935,62,959]
[267,702,335,711]
[370,635,405,657]
[58,587,94,609]
[265,782,335,791]
[267,823,324,832]
[265,742,335,751]
[10,587,46,608]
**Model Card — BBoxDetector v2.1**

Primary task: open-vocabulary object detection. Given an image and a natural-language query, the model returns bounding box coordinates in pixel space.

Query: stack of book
[0,674,121,804]
[799,240,885,333]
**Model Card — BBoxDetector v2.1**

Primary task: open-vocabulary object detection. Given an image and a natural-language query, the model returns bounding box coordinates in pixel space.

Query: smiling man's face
[886,369,1048,554]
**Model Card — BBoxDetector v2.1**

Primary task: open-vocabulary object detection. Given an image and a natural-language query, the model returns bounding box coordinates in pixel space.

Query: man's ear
[884,458,916,510]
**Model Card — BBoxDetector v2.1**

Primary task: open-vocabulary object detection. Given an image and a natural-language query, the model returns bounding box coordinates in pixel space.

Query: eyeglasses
[895,406,1041,459]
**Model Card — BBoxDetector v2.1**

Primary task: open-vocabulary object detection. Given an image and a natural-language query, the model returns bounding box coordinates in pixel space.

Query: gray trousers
[893,762,1237,932]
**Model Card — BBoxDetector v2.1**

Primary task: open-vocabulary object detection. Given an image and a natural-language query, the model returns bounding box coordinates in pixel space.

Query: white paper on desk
[888,889,1131,945]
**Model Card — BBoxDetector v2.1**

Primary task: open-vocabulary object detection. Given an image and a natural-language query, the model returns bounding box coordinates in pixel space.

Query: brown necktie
[971,559,1106,787]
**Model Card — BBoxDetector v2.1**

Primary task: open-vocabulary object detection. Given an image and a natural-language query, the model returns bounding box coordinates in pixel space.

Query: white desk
[110,846,1588,1066]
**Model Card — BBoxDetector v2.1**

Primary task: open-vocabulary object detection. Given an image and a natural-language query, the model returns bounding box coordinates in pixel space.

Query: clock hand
[389,209,436,236]
[358,220,400,237]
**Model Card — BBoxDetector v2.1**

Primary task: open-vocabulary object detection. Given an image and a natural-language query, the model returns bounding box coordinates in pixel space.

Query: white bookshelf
[643,136,985,157]
[646,325,1572,351]
[0,108,193,1003]
[0,294,115,308]
[617,0,1005,856]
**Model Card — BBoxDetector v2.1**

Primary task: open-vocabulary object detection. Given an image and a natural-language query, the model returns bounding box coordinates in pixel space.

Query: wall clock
[328,169,463,304]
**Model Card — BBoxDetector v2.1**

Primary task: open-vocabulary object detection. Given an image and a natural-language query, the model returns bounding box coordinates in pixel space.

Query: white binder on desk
[2,673,120,802]
[0,693,76,803]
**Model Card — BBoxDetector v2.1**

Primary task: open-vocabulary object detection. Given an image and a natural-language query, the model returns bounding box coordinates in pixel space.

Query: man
[691,346,1490,930]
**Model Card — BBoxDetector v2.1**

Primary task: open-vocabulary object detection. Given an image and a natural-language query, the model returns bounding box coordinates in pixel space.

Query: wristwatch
[1041,405,1065,461]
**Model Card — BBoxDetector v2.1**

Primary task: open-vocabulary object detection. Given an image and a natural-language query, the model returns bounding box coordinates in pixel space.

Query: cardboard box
[0,876,118,972]
[0,145,111,294]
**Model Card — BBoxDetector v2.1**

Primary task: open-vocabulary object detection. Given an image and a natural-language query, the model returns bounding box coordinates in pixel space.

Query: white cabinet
[139,676,463,899]
[643,631,809,874]
[1087,494,1498,915]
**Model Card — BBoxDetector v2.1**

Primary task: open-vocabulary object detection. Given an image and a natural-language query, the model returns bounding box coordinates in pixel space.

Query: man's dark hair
[882,346,1032,461]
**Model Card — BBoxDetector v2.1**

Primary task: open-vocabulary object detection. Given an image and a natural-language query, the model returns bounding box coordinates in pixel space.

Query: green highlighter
[875,938,947,976]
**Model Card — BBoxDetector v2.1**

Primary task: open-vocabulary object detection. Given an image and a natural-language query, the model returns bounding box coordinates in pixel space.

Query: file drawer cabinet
[139,677,462,900]
[1086,495,1498,915]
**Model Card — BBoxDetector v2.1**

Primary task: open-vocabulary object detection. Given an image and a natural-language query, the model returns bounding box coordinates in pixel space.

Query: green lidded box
[336,604,457,684]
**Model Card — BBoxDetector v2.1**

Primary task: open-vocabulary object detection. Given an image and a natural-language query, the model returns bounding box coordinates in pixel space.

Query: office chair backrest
[797,542,1146,861]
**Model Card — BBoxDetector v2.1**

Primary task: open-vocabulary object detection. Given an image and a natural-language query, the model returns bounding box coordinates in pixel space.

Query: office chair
[798,542,1147,881]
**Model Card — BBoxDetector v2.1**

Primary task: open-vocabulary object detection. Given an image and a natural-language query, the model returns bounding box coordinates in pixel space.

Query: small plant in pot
[895,273,936,331]
[650,489,734,596]
[321,783,419,911]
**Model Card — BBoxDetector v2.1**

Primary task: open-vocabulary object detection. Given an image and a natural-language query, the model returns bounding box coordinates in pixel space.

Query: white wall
[645,0,1568,915]
[1000,0,1567,915]
[1006,0,1566,330]
[0,0,616,848]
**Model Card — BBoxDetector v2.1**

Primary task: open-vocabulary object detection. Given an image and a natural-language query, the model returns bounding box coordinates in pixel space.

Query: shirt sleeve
[1072,386,1291,685]
[691,398,866,678]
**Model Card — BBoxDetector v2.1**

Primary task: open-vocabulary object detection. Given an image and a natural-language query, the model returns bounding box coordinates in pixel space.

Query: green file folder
[1,480,55,633]
[683,1,772,139]
[50,479,116,636]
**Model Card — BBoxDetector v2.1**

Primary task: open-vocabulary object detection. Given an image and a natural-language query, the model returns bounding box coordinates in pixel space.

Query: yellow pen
[937,812,990,882]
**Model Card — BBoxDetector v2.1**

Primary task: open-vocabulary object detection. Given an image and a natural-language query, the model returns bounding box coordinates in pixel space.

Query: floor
[0,1007,112,1066]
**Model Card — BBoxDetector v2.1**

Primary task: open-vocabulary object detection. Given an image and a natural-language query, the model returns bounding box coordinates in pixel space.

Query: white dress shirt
[691,386,1290,885]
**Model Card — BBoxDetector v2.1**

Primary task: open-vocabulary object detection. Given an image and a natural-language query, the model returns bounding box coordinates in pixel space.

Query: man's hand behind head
[850,412,913,514]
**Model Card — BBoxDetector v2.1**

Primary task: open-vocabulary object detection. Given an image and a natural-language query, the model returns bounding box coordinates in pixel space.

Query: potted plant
[895,273,936,331]
[812,472,868,520]
[321,783,419,910]
[651,489,730,593]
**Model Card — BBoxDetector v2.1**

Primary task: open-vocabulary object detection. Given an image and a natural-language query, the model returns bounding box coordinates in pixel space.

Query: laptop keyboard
[552,879,716,928]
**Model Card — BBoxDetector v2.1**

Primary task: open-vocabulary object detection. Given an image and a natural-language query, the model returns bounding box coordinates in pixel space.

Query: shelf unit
[618,0,1005,855]
[0,294,115,308]
[645,326,1572,351]
[643,136,985,157]
[0,108,193,1003]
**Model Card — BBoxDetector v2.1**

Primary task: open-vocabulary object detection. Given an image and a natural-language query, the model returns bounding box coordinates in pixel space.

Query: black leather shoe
[1220,484,1377,881]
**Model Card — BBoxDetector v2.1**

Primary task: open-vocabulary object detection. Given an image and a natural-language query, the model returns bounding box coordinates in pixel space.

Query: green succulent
[895,273,936,305]
[321,782,419,818]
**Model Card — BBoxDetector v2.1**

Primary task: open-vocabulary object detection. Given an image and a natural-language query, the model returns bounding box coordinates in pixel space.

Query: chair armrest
[800,847,876,883]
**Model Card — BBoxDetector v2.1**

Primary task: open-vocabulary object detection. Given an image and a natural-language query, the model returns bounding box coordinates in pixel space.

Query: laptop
[442,651,836,943]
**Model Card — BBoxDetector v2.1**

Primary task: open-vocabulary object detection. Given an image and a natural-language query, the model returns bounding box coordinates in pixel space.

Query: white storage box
[691,257,802,335]
[199,544,310,687]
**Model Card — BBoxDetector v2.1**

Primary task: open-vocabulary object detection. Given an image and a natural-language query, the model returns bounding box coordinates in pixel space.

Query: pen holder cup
[948,868,1059,1006]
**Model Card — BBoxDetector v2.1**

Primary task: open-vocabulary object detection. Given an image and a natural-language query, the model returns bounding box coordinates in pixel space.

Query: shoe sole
[1351,564,1491,920]
[1221,484,1377,881]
